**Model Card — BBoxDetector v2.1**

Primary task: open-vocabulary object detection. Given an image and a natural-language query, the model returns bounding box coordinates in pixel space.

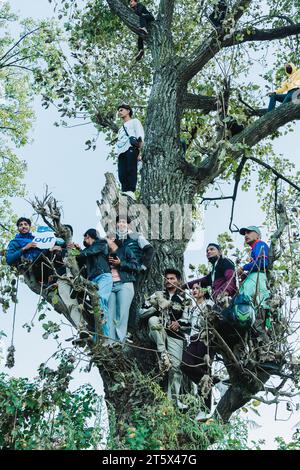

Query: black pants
[137,14,154,51]
[118,147,139,192]
[209,1,228,28]
[181,338,215,384]
[181,338,215,409]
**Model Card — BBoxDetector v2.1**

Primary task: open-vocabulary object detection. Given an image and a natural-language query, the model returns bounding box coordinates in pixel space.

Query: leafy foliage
[0,353,105,450]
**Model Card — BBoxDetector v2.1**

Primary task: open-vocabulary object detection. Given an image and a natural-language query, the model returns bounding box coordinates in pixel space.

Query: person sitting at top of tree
[267,63,300,112]
[184,243,237,303]
[115,103,144,201]
[128,0,154,62]
[140,268,189,409]
[237,226,270,326]
[6,217,51,283]
[208,0,228,29]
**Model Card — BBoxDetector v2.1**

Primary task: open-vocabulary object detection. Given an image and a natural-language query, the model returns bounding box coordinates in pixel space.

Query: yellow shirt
[276,63,300,94]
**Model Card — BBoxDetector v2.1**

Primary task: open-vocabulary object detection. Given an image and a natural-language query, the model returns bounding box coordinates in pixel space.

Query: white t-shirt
[115,118,145,156]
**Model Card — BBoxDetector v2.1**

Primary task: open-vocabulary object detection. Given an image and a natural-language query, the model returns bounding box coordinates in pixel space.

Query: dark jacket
[76,238,110,280]
[111,245,139,284]
[134,3,154,21]
[186,256,237,299]
[6,232,42,266]
[117,232,154,270]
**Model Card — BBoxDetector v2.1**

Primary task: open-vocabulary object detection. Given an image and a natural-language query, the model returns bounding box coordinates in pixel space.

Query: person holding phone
[106,235,139,345]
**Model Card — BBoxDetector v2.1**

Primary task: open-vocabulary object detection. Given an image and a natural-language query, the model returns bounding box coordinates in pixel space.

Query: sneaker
[122,191,136,200]
[138,27,148,35]
[196,410,213,422]
[79,329,93,340]
[176,400,189,411]
[158,351,171,372]
[135,49,144,62]
[72,337,88,348]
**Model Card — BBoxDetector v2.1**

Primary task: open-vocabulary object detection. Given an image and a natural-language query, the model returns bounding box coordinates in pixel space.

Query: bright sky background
[1,0,300,449]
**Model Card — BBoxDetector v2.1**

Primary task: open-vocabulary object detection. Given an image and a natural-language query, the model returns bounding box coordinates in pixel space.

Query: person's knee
[148,315,160,329]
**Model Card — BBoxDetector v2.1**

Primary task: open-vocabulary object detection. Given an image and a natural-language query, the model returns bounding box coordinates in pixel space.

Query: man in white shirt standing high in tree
[115,103,144,201]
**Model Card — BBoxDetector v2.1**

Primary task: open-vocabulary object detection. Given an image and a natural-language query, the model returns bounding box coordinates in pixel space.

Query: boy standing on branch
[115,103,144,200]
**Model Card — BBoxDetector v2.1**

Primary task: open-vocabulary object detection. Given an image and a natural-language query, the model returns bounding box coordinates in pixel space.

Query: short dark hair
[118,103,133,117]
[84,228,98,240]
[16,217,31,227]
[64,224,73,236]
[116,215,132,224]
[164,268,182,280]
[207,243,221,252]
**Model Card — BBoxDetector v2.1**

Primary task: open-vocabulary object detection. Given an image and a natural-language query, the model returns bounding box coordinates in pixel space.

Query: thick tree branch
[182,93,217,112]
[158,0,175,30]
[106,0,145,35]
[182,102,300,197]
[224,22,300,48]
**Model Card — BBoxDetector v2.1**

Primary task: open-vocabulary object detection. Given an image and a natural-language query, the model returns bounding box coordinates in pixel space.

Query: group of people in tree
[139,227,270,415]
[5,216,154,345]
[5,215,271,418]
[5,0,298,420]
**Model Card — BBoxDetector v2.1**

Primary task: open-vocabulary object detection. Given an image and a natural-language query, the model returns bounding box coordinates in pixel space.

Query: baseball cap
[239,226,261,236]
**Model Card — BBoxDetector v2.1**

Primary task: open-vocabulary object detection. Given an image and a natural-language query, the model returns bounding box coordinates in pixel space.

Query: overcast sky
[1,0,300,449]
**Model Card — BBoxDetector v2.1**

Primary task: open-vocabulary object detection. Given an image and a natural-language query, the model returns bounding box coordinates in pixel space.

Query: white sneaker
[122,191,136,200]
[176,400,189,411]
[196,410,213,422]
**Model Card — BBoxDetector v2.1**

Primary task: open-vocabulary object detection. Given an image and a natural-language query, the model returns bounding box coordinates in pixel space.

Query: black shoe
[135,50,144,62]
[259,361,282,374]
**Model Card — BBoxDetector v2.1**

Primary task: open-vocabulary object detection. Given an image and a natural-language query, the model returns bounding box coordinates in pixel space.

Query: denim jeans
[108,282,134,343]
[92,273,113,338]
[268,88,299,112]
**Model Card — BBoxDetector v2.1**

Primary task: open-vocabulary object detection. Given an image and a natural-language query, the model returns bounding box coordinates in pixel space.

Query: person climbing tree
[116,214,154,330]
[140,268,189,410]
[237,225,270,327]
[49,225,91,341]
[267,63,300,112]
[6,217,51,284]
[73,229,113,341]
[128,0,155,61]
[184,243,237,304]
[106,234,139,345]
[208,0,228,29]
[115,103,144,200]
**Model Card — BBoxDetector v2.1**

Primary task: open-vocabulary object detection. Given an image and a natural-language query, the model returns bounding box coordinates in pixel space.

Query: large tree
[4,0,300,445]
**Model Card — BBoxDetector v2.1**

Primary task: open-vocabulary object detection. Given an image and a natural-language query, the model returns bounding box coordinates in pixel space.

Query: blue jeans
[108,282,134,343]
[268,88,299,112]
[91,273,113,338]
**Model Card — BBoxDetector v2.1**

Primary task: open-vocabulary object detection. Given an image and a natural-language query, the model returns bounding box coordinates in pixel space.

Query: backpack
[221,294,256,330]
